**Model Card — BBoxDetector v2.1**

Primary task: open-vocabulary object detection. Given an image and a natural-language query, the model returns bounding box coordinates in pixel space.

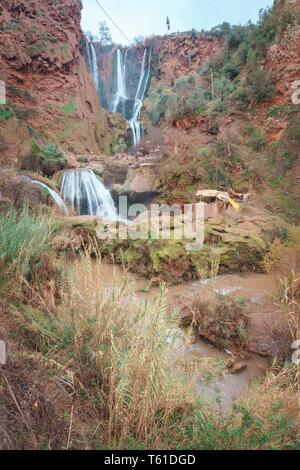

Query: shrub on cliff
[247,125,267,151]
[232,67,274,108]
[20,141,68,177]
[223,62,239,80]
[244,67,275,103]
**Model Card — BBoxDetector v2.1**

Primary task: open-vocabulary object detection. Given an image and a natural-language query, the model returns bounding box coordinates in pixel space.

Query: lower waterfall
[32,180,68,214]
[60,169,118,219]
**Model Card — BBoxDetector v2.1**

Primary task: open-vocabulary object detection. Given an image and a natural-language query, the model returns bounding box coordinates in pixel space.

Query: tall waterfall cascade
[130,48,152,146]
[60,169,118,219]
[85,38,93,75]
[112,47,152,146]
[112,49,128,113]
[85,40,100,94]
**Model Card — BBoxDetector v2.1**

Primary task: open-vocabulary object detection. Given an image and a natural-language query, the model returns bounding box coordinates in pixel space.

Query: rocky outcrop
[0,0,114,166]
[114,166,159,203]
[63,204,280,283]
[149,33,223,85]
[0,170,48,209]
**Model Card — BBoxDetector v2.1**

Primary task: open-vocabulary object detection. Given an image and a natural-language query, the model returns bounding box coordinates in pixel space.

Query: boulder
[119,168,159,203]
[0,170,47,209]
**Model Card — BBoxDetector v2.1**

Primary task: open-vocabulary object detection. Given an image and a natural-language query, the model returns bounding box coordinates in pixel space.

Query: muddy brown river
[100,264,276,413]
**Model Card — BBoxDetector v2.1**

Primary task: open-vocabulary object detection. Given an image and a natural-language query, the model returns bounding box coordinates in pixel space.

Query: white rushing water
[112,49,127,113]
[85,39,100,93]
[32,180,69,214]
[112,47,151,145]
[60,169,118,220]
[85,38,93,75]
[129,48,152,146]
[90,43,100,92]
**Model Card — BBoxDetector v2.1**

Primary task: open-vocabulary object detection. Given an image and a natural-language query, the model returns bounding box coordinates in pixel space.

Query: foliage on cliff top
[20,140,68,178]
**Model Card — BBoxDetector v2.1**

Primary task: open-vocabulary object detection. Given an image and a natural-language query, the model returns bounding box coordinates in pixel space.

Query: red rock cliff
[0,0,112,166]
[149,33,223,85]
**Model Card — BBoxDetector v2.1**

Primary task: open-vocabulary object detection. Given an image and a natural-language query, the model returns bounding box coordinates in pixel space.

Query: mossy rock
[65,214,269,283]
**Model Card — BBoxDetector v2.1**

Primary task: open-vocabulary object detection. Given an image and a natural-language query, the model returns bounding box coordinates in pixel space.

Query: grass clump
[61,100,77,115]
[13,255,197,448]
[187,366,298,450]
[0,208,54,282]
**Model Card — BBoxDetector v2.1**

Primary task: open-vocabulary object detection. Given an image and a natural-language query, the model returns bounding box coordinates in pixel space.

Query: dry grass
[262,230,300,431]
[2,243,299,450]
[11,253,198,449]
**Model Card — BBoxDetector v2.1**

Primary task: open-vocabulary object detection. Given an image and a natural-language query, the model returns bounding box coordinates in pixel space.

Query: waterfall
[129,48,152,146]
[85,39,99,93]
[112,49,127,113]
[32,180,69,214]
[90,43,100,92]
[85,38,93,74]
[60,169,118,220]
[111,47,151,146]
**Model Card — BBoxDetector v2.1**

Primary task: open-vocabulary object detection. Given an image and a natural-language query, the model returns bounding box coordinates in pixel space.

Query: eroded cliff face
[0,0,115,167]
[149,33,223,85]
[263,1,300,111]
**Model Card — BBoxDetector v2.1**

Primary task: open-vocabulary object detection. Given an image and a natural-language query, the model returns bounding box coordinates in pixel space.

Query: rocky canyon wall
[90,33,223,111]
[0,0,116,167]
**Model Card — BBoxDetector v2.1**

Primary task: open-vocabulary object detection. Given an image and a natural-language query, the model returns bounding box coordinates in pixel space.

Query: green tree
[99,21,112,46]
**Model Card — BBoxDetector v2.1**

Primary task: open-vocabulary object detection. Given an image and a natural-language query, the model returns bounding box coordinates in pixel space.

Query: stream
[100,264,275,413]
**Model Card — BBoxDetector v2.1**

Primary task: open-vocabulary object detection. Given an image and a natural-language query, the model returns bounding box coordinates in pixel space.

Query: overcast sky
[81,0,273,45]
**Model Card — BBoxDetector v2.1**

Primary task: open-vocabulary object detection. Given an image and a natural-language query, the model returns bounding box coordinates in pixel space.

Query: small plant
[267,105,290,118]
[61,100,77,114]
[0,107,14,121]
[223,62,239,80]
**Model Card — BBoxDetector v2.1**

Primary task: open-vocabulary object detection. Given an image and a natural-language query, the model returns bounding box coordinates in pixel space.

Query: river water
[100,264,275,413]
